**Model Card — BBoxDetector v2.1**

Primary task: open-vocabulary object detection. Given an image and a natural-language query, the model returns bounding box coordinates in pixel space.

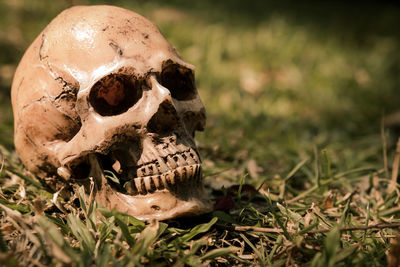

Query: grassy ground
[1,0,400,266]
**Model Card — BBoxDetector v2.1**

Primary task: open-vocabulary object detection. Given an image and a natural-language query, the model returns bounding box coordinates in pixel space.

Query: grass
[1,0,400,265]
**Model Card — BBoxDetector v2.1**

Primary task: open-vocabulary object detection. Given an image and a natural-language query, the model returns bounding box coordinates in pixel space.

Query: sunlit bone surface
[11,5,212,220]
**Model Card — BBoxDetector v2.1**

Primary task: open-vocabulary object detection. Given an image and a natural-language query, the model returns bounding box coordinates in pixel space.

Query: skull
[11,5,212,220]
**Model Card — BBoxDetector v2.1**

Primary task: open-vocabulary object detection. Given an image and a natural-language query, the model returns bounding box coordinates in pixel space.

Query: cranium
[11,5,211,220]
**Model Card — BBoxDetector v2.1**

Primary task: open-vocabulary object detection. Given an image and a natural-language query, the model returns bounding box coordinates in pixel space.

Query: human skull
[11,5,211,220]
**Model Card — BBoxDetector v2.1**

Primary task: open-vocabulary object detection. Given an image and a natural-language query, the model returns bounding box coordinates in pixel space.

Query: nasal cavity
[89,74,142,116]
[147,101,179,135]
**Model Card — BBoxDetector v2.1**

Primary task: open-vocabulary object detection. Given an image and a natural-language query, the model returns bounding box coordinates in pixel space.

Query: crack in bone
[109,41,123,56]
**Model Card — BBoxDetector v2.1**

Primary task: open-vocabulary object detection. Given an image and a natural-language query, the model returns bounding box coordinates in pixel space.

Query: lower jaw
[88,154,212,221]
[108,188,212,221]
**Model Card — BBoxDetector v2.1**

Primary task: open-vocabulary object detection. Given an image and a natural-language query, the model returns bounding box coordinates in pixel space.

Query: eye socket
[160,63,197,101]
[89,74,142,116]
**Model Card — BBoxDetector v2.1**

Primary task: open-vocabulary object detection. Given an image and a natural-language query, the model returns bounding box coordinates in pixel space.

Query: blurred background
[1,0,399,182]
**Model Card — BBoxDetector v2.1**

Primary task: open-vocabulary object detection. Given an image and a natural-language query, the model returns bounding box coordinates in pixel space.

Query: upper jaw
[99,134,203,193]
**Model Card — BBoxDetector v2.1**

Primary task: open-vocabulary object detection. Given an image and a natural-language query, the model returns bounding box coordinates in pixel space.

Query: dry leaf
[214,195,235,212]
[321,191,335,209]
[246,159,261,179]
[227,184,257,198]
[32,199,46,215]
[387,235,400,267]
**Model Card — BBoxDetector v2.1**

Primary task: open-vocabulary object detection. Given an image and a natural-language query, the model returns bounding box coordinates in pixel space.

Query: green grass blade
[67,213,96,253]
[179,217,218,243]
[200,247,237,261]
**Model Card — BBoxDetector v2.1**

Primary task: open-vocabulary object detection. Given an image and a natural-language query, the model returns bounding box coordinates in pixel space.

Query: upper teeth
[127,147,200,179]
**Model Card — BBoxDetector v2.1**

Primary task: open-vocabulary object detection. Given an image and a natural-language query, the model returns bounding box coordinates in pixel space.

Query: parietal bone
[11,5,212,220]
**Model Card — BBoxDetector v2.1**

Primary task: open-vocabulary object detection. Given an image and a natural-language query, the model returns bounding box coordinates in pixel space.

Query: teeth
[165,145,176,155]
[196,166,202,184]
[180,167,187,183]
[123,164,202,195]
[197,165,202,181]
[168,171,177,185]
[134,178,145,195]
[157,157,169,173]
[162,175,170,190]
[176,154,186,167]
[166,155,178,169]
[142,166,149,176]
[118,145,202,195]
[144,176,156,193]
[134,148,199,178]
[185,152,196,165]
[137,168,144,177]
[112,160,123,174]
[191,151,201,163]
[153,174,163,190]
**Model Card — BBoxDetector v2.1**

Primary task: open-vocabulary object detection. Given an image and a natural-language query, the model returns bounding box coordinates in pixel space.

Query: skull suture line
[11,5,212,220]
